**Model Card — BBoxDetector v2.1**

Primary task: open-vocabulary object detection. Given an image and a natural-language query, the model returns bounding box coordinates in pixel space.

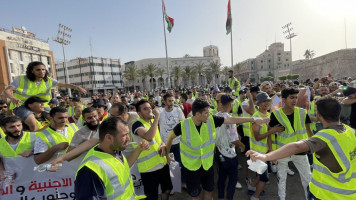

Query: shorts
[259,169,269,182]
[183,166,214,197]
[140,164,173,200]
[241,135,250,154]
[13,105,34,122]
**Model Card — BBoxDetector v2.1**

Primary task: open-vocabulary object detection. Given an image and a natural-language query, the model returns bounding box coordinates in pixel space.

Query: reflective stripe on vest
[180,116,216,171]
[10,76,52,109]
[132,118,166,172]
[77,149,136,200]
[38,123,78,149]
[249,111,269,154]
[309,126,356,199]
[231,99,240,116]
[309,101,317,131]
[0,132,36,157]
[273,107,308,148]
[0,128,5,138]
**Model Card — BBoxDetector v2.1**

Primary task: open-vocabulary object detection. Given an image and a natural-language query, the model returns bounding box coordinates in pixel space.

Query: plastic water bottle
[33,163,62,172]
[3,170,15,187]
[169,153,178,170]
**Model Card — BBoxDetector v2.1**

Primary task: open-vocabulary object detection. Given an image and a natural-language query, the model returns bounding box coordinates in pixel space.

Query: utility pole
[282,22,296,74]
[53,24,72,96]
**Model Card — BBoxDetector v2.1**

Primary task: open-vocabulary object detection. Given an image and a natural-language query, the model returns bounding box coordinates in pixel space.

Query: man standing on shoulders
[165,98,269,200]
[269,88,313,200]
[34,107,79,164]
[227,70,240,97]
[75,117,148,200]
[132,100,173,200]
[247,97,356,200]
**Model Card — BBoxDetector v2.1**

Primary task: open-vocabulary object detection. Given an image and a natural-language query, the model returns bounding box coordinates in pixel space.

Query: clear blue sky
[1,0,355,66]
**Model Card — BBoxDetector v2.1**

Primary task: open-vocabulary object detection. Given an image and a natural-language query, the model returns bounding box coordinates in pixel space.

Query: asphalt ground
[170,153,306,200]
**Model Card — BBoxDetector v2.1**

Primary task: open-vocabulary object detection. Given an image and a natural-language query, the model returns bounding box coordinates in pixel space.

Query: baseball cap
[256,92,271,105]
[49,98,59,105]
[24,97,48,107]
[224,87,232,92]
[72,97,81,102]
[213,88,220,93]
[93,99,106,107]
[220,94,235,105]
[250,86,260,93]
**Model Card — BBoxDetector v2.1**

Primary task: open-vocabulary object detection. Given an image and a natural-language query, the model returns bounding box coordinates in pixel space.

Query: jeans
[216,151,238,200]
[170,143,186,184]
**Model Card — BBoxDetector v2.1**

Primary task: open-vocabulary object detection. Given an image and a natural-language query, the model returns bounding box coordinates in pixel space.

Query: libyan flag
[226,0,232,35]
[162,0,174,33]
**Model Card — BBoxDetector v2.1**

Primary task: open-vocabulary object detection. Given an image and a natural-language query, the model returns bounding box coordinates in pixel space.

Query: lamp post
[282,22,297,74]
[53,24,72,96]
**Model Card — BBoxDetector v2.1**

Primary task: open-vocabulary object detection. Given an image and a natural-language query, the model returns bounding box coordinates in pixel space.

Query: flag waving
[226,0,232,35]
[162,0,174,33]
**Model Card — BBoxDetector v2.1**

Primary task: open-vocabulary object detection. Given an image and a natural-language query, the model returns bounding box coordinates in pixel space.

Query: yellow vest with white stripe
[241,103,252,138]
[231,99,240,116]
[309,125,356,200]
[68,105,85,117]
[272,107,308,149]
[250,111,270,154]
[36,123,78,152]
[132,118,167,173]
[228,77,241,96]
[0,128,5,138]
[76,147,145,200]
[309,101,317,132]
[180,116,216,171]
[10,75,53,110]
[0,132,36,157]
[210,109,218,116]
[193,92,199,99]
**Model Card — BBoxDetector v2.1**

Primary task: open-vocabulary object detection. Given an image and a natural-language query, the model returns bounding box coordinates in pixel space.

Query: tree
[278,75,287,81]
[183,65,193,87]
[221,66,231,85]
[171,66,183,87]
[137,68,147,91]
[156,68,165,88]
[209,61,221,85]
[203,68,213,85]
[304,49,315,60]
[146,64,157,91]
[123,64,138,91]
[233,63,242,75]
[194,62,205,86]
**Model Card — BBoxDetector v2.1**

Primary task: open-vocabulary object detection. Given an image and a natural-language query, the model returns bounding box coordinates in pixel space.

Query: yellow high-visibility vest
[272,107,308,149]
[180,116,216,171]
[10,75,53,109]
[0,132,36,157]
[132,118,167,172]
[228,77,241,96]
[250,111,270,154]
[76,147,145,200]
[309,125,356,200]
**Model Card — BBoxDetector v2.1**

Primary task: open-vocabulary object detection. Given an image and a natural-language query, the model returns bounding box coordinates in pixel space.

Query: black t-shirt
[350,103,356,129]
[173,115,225,136]
[269,110,311,131]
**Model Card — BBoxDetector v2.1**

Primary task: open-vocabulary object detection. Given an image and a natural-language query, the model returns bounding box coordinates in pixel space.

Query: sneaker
[287,168,295,176]
[235,181,242,189]
[248,190,265,196]
[238,164,242,170]
[271,164,277,173]
[250,196,259,200]
[245,177,252,185]
[247,183,256,191]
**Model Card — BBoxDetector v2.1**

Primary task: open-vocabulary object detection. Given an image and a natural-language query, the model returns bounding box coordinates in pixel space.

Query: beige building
[123,45,220,91]
[292,48,356,80]
[0,26,56,93]
[237,42,291,83]
[56,57,123,96]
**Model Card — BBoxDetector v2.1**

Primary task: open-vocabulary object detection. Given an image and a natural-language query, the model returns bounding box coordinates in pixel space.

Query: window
[18,52,23,61]
[10,63,14,73]
[261,60,263,63]
[261,66,263,69]
[278,57,281,61]
[286,59,289,61]
[20,64,25,74]
[268,60,271,63]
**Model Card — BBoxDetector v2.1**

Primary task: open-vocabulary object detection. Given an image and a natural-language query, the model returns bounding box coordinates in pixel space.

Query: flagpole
[161,1,171,89]
[230,0,234,70]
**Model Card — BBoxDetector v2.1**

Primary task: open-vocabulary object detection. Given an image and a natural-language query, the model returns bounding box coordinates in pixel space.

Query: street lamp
[53,23,72,96]
[282,22,297,74]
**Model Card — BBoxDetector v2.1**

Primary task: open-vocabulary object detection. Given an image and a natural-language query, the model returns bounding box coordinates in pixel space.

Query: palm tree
[156,68,165,88]
[123,64,138,91]
[183,65,193,87]
[304,49,315,60]
[203,68,213,86]
[171,66,183,87]
[233,63,242,75]
[137,68,147,91]
[190,68,198,86]
[209,61,221,85]
[146,64,157,91]
[194,62,205,86]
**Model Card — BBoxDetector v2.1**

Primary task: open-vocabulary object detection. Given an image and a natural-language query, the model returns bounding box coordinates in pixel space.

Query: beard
[85,120,100,130]
[5,130,22,139]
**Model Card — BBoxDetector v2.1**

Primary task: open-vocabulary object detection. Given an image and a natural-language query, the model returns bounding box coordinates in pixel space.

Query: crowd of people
[0,61,355,200]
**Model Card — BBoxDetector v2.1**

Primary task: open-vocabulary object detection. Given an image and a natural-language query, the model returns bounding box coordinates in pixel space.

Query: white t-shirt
[159,107,185,145]
[215,112,239,158]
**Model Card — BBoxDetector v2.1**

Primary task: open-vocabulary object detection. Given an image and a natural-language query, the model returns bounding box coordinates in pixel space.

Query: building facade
[0,27,56,93]
[56,57,123,96]
[237,42,291,83]
[291,48,356,80]
[123,45,220,91]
